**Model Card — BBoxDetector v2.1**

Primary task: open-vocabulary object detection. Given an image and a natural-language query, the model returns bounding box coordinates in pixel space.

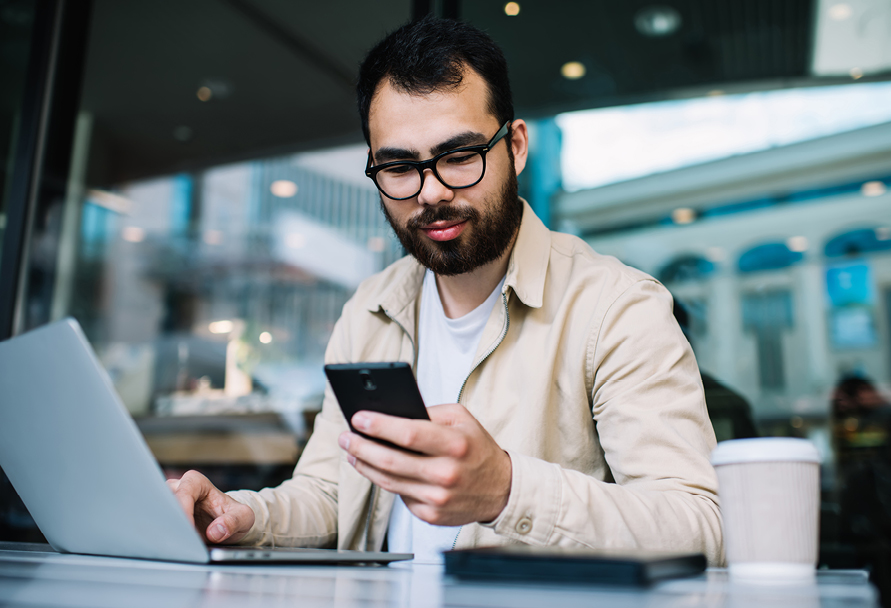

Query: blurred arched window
[658,254,715,284]
[738,242,803,273]
[824,227,891,258]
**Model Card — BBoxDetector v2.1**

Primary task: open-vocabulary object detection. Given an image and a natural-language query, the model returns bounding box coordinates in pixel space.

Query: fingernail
[338,433,350,450]
[348,455,356,466]
[353,413,369,431]
[214,524,228,540]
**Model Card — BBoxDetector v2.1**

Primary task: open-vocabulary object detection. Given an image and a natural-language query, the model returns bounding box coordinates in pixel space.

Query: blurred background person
[673,297,758,443]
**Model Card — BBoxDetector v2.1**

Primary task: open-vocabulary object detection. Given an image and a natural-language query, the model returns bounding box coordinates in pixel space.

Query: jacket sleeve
[484,279,724,565]
[226,301,356,547]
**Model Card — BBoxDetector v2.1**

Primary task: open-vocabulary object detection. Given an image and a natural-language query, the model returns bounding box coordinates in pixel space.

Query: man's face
[367,69,525,276]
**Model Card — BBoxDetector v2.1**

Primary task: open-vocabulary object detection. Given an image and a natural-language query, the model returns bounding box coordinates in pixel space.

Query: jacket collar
[504,198,549,309]
[367,198,550,314]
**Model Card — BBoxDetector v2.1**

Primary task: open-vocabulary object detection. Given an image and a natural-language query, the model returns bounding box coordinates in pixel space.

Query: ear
[508,119,529,176]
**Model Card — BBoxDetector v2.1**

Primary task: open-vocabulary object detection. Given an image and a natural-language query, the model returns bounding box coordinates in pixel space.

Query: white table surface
[0,542,879,608]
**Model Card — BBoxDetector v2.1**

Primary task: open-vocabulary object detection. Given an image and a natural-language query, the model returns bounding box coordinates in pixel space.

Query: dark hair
[357,16,514,145]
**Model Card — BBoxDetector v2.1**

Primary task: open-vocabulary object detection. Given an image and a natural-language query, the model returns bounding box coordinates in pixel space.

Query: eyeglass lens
[375,150,484,199]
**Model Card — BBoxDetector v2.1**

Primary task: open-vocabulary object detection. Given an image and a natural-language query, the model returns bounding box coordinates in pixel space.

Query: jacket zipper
[362,482,378,551]
[452,290,511,550]
[381,294,511,553]
[456,291,511,403]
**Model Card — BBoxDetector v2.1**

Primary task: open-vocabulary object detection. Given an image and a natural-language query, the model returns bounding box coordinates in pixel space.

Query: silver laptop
[0,318,411,565]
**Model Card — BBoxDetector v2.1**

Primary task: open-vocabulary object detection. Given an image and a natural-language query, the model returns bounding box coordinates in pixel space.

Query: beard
[380,170,523,276]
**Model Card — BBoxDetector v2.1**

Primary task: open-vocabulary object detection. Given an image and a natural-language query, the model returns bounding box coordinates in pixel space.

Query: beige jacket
[229,201,724,564]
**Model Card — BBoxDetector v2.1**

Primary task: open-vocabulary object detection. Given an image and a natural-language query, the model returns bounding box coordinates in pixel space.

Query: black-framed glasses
[365,121,510,200]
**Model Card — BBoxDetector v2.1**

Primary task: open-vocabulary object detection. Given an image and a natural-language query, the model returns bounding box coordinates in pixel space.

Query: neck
[433,233,516,319]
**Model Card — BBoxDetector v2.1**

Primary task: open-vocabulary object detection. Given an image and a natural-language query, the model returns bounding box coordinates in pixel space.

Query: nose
[416,168,454,206]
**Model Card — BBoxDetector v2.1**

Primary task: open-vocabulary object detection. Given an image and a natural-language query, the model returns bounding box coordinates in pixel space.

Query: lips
[421,219,468,242]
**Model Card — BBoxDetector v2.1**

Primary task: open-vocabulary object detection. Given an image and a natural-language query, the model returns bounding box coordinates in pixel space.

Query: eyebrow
[374,130,488,164]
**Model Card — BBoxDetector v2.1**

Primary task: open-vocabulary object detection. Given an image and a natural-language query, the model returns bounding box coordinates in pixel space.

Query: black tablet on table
[444,545,706,586]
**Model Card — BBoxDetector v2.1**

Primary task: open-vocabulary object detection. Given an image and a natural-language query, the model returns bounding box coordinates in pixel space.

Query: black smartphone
[324,362,429,450]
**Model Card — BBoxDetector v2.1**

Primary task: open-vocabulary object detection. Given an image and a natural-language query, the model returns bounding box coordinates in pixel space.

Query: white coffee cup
[711,437,821,583]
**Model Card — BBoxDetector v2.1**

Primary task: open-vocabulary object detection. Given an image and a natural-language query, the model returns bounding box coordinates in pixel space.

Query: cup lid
[711,437,820,466]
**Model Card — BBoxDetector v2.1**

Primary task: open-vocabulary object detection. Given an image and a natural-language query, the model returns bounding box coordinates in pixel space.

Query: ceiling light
[87,189,133,214]
[705,247,726,262]
[270,180,298,198]
[121,226,145,242]
[786,236,809,252]
[286,233,306,249]
[197,79,233,100]
[367,236,386,252]
[209,320,234,334]
[671,208,695,224]
[504,2,520,16]
[850,67,863,79]
[561,61,586,80]
[259,331,273,344]
[828,3,852,20]
[635,5,682,37]
[173,125,193,142]
[862,181,887,197]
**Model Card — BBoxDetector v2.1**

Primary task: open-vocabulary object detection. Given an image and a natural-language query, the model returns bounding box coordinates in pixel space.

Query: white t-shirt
[386,269,505,564]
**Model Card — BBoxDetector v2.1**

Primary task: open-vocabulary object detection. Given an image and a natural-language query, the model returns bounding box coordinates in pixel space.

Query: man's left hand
[337,403,512,526]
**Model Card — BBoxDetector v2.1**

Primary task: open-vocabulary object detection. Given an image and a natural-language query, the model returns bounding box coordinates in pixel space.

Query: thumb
[206,514,238,543]
[205,501,255,544]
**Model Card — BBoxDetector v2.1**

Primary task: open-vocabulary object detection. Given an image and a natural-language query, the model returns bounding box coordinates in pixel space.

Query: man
[169,16,723,565]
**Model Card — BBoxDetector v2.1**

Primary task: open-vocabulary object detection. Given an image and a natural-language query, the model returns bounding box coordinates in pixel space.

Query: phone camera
[359,371,376,391]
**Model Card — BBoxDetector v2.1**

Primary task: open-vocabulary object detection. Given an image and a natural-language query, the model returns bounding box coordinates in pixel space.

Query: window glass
[0,0,37,263]
[0,0,37,542]
[558,83,891,191]
[14,1,410,499]
[555,89,891,580]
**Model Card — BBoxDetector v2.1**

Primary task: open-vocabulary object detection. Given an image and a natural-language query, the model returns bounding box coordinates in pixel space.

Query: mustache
[406,205,479,230]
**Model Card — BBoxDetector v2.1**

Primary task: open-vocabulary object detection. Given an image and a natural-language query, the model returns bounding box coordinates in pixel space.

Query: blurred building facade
[558,121,891,445]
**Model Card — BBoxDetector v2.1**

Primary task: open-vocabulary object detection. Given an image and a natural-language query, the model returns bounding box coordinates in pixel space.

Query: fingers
[349,456,447,507]
[338,404,512,525]
[349,408,469,457]
[165,478,191,525]
[206,500,255,544]
[339,428,470,497]
[167,470,255,543]
[339,431,434,482]
[168,471,211,528]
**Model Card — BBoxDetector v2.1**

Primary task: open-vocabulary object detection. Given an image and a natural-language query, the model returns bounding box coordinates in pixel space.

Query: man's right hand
[166,470,255,544]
